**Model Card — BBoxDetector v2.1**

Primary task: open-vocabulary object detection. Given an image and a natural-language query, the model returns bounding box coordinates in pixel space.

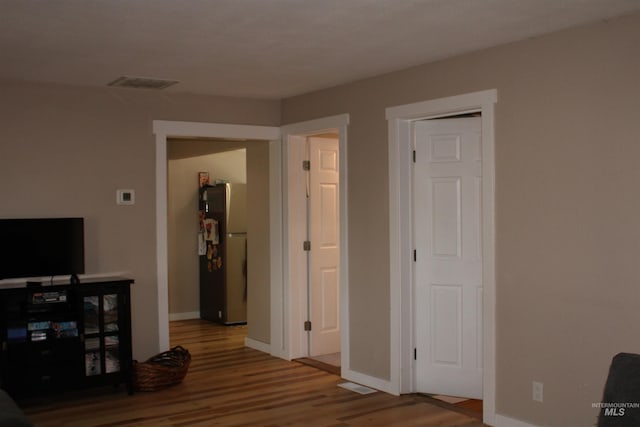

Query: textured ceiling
[1,0,639,99]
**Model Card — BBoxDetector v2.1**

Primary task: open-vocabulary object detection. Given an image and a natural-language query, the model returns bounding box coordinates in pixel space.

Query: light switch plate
[116,189,135,205]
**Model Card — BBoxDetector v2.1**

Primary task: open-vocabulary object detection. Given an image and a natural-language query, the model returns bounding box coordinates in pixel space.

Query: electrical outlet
[533,381,543,403]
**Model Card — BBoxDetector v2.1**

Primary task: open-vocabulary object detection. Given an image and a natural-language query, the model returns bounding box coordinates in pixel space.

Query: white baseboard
[489,414,538,427]
[169,311,200,321]
[245,337,271,354]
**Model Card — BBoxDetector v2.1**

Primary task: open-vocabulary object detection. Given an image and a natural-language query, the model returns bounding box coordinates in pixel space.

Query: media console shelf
[0,277,134,398]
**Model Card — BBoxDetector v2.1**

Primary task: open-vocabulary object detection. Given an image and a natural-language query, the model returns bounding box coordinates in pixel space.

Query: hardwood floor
[21,320,486,426]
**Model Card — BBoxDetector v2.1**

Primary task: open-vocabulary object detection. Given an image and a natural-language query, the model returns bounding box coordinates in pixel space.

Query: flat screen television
[0,218,85,281]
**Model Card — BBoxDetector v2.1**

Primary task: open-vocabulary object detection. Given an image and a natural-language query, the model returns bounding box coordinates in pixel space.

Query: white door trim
[280,114,350,369]
[152,120,281,354]
[386,90,498,425]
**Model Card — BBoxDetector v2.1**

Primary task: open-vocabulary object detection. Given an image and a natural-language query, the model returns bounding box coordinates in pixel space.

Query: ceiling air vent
[107,76,179,90]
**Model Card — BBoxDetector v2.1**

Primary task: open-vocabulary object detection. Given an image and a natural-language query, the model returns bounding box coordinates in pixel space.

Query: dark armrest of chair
[598,352,640,426]
[0,389,33,427]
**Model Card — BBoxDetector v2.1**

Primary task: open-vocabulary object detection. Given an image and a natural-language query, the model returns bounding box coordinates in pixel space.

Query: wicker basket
[133,345,191,392]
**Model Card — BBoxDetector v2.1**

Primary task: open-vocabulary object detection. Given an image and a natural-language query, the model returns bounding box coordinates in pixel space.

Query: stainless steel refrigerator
[199,183,247,324]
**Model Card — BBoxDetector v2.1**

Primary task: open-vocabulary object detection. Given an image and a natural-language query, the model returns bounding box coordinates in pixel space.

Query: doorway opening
[167,138,248,325]
[153,121,281,356]
[386,89,497,424]
[280,113,349,380]
[288,132,341,373]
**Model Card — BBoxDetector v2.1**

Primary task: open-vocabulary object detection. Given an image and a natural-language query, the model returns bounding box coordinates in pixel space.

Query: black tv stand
[0,277,134,399]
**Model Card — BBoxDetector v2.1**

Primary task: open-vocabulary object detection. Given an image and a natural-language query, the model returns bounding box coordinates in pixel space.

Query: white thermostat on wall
[116,189,135,205]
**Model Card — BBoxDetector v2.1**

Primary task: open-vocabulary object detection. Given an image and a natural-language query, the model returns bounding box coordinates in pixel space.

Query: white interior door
[308,136,340,356]
[413,117,483,399]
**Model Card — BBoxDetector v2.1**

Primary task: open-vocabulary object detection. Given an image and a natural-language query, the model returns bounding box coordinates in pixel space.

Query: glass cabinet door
[82,293,121,377]
[103,294,120,374]
[84,337,101,376]
[83,296,100,376]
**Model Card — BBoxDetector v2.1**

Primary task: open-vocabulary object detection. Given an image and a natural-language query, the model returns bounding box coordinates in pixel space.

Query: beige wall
[246,142,271,344]
[281,13,640,426]
[167,142,247,317]
[0,80,280,361]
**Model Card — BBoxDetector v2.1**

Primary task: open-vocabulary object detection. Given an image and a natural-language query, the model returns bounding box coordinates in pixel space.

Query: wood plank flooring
[21,320,486,426]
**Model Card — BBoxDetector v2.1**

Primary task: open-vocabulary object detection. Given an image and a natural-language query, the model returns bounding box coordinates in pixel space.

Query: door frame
[386,90,497,424]
[153,120,281,353]
[280,114,349,368]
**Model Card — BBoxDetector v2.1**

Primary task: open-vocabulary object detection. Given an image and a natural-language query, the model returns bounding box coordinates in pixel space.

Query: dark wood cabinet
[0,278,134,398]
